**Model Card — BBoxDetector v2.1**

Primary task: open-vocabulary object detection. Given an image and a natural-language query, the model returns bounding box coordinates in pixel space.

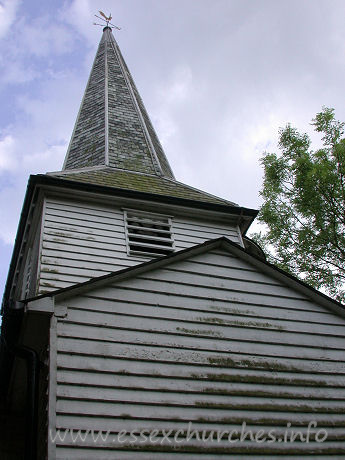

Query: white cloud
[0,134,16,171]
[153,66,194,144]
[0,9,81,89]
[0,59,39,85]
[20,20,75,57]
[163,67,193,105]
[0,0,20,39]
[60,0,96,43]
[0,183,24,245]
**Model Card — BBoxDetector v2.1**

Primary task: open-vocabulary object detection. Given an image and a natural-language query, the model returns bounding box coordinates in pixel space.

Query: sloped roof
[49,167,238,206]
[63,27,174,179]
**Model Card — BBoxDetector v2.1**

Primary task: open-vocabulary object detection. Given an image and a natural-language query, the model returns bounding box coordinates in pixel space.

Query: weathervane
[93,11,121,30]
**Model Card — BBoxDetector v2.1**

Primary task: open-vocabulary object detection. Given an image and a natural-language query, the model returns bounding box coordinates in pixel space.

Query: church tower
[1,25,345,460]
[1,25,255,304]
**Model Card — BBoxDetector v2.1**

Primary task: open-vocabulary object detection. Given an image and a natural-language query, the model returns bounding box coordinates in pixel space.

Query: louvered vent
[124,210,175,257]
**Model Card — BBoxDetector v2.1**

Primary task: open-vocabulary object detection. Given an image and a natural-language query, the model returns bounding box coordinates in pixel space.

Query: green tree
[253,107,345,303]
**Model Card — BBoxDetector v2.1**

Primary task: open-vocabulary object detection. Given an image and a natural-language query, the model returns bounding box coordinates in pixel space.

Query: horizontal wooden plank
[73,293,341,324]
[45,196,113,210]
[172,233,238,246]
[44,220,125,239]
[57,321,345,362]
[173,216,238,234]
[43,234,126,252]
[165,260,282,285]
[40,264,112,279]
[65,302,345,336]
[186,251,256,270]
[173,226,239,239]
[52,430,345,450]
[175,241,204,250]
[127,224,171,235]
[100,281,315,311]
[56,385,345,413]
[173,222,239,235]
[39,261,131,279]
[46,197,240,231]
[40,279,72,290]
[56,398,345,424]
[38,287,57,294]
[57,336,345,373]
[57,354,345,386]
[41,251,139,267]
[63,308,345,349]
[40,272,91,285]
[44,215,122,233]
[56,370,345,399]
[137,270,301,299]
[128,239,174,252]
[45,200,124,221]
[45,206,124,227]
[55,413,345,440]
[42,241,126,258]
[51,427,345,449]
[44,228,125,245]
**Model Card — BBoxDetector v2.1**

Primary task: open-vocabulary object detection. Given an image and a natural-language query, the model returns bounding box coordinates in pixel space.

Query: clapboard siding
[56,370,345,398]
[70,284,339,320]
[57,353,345,387]
[57,335,345,370]
[65,299,345,331]
[91,282,319,311]
[39,197,241,293]
[61,307,345,344]
[50,247,345,457]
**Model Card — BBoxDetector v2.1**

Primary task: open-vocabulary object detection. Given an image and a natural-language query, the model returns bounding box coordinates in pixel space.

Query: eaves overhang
[37,173,258,224]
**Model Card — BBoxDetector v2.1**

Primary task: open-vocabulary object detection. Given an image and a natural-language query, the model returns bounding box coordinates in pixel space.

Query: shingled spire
[55,25,240,207]
[63,26,174,178]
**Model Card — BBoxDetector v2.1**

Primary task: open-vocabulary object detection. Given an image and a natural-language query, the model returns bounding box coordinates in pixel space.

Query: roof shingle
[51,167,238,206]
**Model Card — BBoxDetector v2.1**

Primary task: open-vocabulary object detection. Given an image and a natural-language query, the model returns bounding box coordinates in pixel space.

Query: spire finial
[93,11,121,30]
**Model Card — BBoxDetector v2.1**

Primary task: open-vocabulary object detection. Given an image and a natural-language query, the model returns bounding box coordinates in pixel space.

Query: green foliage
[252,107,345,303]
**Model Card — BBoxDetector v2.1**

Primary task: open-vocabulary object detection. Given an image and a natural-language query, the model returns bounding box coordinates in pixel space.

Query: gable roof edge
[25,236,345,319]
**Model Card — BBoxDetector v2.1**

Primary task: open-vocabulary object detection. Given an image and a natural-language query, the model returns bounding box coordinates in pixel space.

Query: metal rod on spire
[93,11,121,30]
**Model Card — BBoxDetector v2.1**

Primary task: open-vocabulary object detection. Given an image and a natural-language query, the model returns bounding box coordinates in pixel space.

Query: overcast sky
[1,0,345,301]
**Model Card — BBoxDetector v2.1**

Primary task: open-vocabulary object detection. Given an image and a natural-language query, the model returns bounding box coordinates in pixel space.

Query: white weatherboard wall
[49,247,345,459]
[39,196,241,293]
